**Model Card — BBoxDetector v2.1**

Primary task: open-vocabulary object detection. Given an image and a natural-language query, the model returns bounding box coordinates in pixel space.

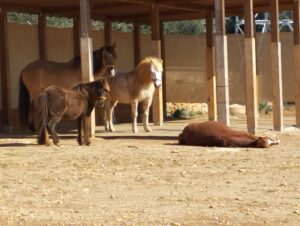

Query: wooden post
[206,12,217,121]
[293,0,300,127]
[270,0,283,131]
[38,11,46,60]
[73,15,80,56]
[104,19,112,45]
[244,0,258,134]
[151,3,163,126]
[214,0,230,126]
[160,21,167,119]
[0,8,12,131]
[80,0,95,137]
[133,22,141,66]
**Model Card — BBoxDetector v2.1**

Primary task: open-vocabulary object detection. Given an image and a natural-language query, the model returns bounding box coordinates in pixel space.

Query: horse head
[102,42,117,66]
[91,79,110,107]
[256,136,280,148]
[150,57,163,87]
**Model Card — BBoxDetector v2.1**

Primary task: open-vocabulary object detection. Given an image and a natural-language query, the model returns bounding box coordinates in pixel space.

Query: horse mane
[71,80,102,100]
[133,56,163,85]
[70,45,116,74]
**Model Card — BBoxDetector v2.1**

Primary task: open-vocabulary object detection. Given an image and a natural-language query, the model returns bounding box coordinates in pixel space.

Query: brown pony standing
[19,43,117,130]
[104,56,163,133]
[179,121,280,148]
[37,77,110,146]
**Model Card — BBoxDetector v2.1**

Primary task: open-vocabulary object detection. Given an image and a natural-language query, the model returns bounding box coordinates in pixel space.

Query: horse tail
[37,92,49,145]
[18,75,30,127]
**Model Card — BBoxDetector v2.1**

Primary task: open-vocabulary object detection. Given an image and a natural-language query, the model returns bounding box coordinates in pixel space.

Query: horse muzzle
[96,96,107,107]
[153,80,162,88]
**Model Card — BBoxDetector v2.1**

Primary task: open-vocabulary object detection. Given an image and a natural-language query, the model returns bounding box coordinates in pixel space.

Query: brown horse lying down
[37,78,110,146]
[179,121,280,148]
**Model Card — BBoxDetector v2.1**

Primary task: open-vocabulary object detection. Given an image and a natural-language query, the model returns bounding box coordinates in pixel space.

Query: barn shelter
[0,0,299,135]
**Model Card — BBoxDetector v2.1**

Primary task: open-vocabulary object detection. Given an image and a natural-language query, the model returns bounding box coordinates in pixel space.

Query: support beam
[270,0,283,131]
[206,12,217,121]
[160,21,167,119]
[150,3,163,126]
[80,0,95,137]
[38,11,46,60]
[215,0,230,125]
[293,0,300,127]
[0,8,12,131]
[73,15,80,56]
[104,19,112,45]
[133,22,141,66]
[244,0,258,134]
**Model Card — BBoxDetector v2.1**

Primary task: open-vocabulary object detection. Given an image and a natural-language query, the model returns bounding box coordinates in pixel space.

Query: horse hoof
[144,127,152,132]
[109,128,116,132]
[54,143,60,146]
[85,141,91,146]
[133,129,139,133]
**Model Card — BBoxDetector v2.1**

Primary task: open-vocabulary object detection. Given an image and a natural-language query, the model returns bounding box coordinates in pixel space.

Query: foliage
[7,11,293,34]
[170,108,201,119]
[164,20,205,34]
[259,102,273,114]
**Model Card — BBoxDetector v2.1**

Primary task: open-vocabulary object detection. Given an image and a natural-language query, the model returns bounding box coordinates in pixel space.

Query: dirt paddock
[0,115,300,225]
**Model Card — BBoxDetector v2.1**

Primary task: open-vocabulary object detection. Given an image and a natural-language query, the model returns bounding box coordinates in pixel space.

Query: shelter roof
[0,0,295,22]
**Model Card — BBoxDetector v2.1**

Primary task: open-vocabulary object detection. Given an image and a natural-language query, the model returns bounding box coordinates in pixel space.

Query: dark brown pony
[19,43,116,130]
[179,121,280,148]
[37,78,110,146]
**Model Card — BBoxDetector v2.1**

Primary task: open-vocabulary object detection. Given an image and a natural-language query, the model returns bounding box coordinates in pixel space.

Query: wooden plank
[206,12,217,121]
[293,1,300,126]
[160,21,167,119]
[73,15,80,56]
[244,38,258,134]
[215,0,225,36]
[244,0,258,134]
[151,4,163,126]
[133,22,140,66]
[0,8,12,130]
[214,0,230,126]
[270,0,283,131]
[80,0,95,137]
[104,19,112,45]
[270,0,280,42]
[38,11,46,60]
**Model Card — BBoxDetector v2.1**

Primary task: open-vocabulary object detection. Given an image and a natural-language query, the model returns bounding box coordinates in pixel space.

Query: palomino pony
[37,78,110,146]
[104,56,163,133]
[179,121,280,148]
[19,43,117,130]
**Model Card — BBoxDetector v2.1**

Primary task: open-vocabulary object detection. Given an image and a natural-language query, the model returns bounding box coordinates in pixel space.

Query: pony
[37,78,110,146]
[104,56,163,133]
[19,43,117,130]
[179,121,280,148]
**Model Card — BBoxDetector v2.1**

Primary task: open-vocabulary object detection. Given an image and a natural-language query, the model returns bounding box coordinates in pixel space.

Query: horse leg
[131,100,139,133]
[83,116,91,145]
[47,118,60,146]
[77,116,83,145]
[105,100,117,132]
[141,98,152,132]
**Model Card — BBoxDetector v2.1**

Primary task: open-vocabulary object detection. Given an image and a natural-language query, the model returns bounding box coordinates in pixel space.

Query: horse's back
[21,60,81,98]
[180,121,229,146]
[108,70,155,103]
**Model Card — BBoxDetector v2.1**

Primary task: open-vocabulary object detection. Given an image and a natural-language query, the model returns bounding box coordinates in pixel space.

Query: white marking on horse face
[110,68,116,77]
[150,64,162,87]
[266,137,280,146]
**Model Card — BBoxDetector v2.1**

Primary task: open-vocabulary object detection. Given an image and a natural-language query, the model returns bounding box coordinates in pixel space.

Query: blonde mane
[133,56,163,85]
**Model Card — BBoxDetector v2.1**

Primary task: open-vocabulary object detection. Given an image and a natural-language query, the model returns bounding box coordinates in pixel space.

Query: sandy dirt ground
[0,114,300,225]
